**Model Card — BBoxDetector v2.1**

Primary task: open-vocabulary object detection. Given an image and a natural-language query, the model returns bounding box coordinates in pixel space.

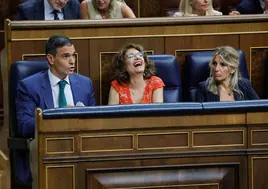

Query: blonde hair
[206,46,242,97]
[179,0,221,16]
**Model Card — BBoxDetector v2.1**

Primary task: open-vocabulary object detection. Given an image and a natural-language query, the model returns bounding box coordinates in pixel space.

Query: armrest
[8,137,33,150]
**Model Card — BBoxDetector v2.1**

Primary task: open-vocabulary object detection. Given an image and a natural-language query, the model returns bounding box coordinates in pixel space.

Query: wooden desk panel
[35,110,268,189]
[35,111,259,189]
[247,111,268,189]
[38,114,246,133]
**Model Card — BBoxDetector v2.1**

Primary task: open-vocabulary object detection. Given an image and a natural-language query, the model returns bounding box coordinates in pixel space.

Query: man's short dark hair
[45,35,73,56]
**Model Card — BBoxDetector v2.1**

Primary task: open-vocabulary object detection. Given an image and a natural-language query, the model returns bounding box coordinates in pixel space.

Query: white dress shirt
[48,69,74,108]
[44,0,64,20]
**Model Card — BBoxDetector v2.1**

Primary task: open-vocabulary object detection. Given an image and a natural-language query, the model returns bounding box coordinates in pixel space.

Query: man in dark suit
[15,35,95,187]
[17,35,96,138]
[16,0,80,20]
[230,0,266,14]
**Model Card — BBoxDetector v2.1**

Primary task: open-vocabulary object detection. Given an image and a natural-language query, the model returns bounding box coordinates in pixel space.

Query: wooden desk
[34,107,268,189]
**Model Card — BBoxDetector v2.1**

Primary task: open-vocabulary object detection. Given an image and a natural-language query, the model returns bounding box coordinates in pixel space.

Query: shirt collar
[48,69,70,87]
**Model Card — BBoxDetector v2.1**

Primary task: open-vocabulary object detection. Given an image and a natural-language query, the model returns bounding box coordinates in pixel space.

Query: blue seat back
[184,50,249,102]
[148,55,182,102]
[9,60,49,136]
[9,60,49,186]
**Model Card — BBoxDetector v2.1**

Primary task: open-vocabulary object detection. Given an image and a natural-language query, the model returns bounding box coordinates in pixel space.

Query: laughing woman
[196,46,259,102]
[108,44,165,105]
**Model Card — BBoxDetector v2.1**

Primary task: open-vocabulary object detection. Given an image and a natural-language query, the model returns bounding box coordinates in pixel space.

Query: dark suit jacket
[196,78,260,102]
[16,0,80,20]
[16,70,96,138]
[236,0,264,14]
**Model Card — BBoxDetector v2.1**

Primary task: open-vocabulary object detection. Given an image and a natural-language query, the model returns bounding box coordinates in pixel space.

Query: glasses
[125,52,144,60]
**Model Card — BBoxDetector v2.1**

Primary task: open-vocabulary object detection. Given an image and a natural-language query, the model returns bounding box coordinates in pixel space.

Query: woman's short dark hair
[110,43,156,84]
[45,35,73,56]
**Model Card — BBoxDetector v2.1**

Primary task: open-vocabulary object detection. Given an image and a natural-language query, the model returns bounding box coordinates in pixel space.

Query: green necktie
[52,10,60,20]
[58,80,67,108]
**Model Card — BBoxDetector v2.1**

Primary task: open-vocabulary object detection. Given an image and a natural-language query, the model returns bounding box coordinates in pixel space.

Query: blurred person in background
[16,0,80,20]
[80,0,136,19]
[229,0,268,15]
[174,0,222,16]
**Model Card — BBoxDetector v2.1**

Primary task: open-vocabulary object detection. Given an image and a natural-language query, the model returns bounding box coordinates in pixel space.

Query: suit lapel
[34,0,45,20]
[62,1,72,19]
[41,71,54,109]
[69,74,80,105]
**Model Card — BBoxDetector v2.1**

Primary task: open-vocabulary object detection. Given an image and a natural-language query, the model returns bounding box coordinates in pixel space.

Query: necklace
[227,88,233,96]
[219,87,232,96]
[101,13,107,19]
